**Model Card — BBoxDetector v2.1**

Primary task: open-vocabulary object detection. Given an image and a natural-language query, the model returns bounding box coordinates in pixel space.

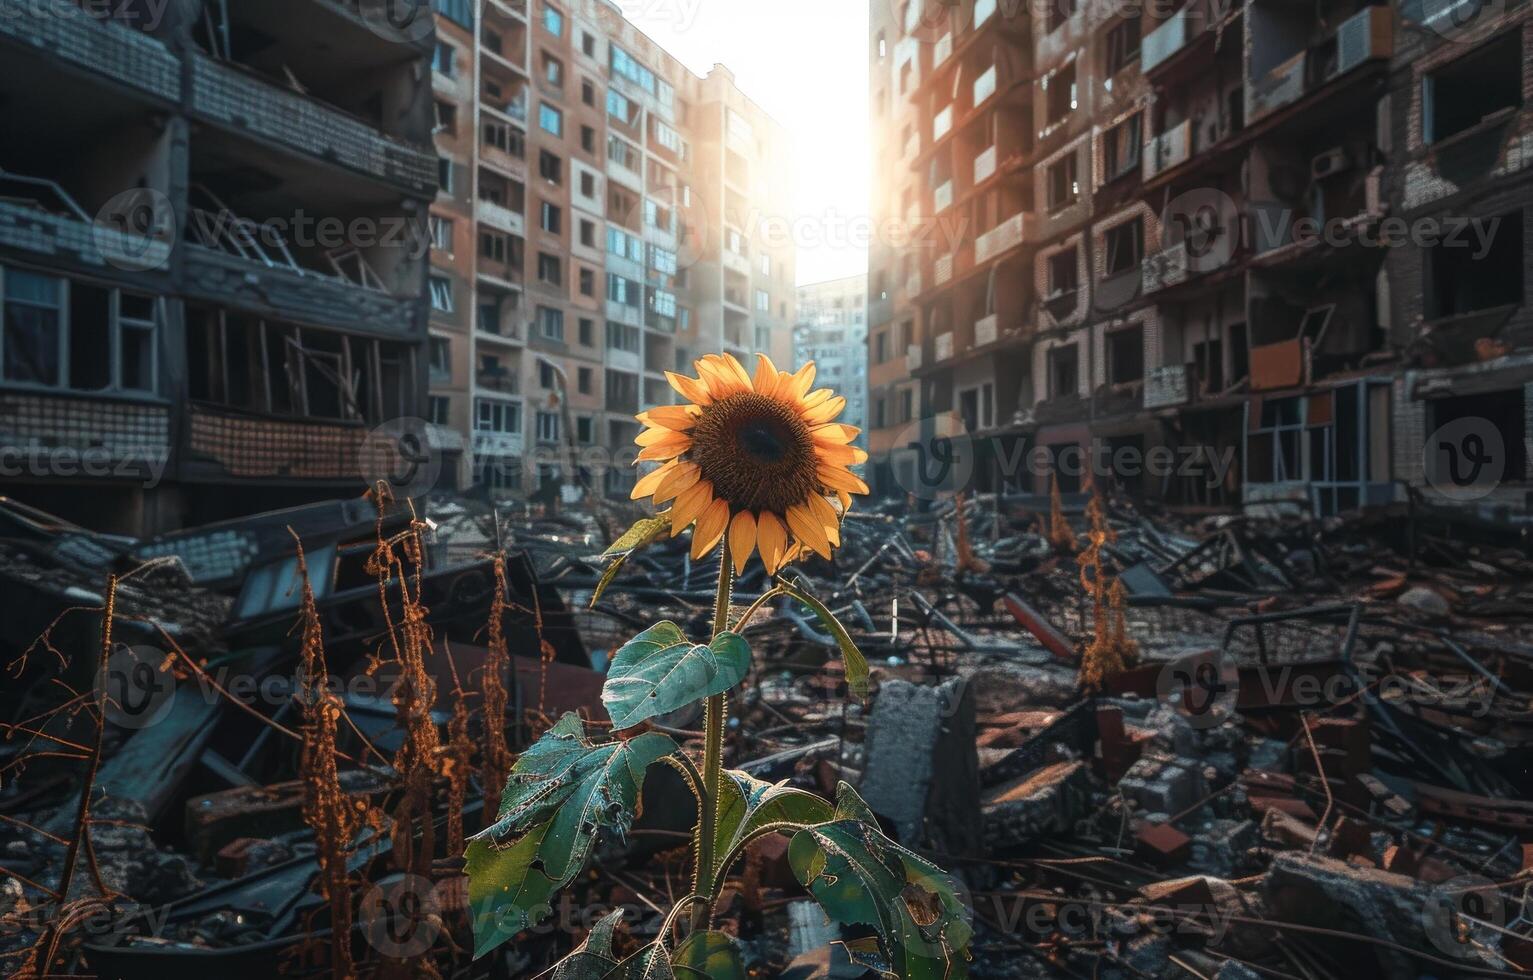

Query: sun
[630,352,868,574]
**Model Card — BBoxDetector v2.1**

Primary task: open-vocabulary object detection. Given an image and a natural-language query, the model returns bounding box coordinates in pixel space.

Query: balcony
[723,248,751,276]
[934,180,954,212]
[478,200,526,237]
[973,65,998,109]
[0,193,172,274]
[974,145,998,184]
[1142,7,1194,73]
[183,245,418,336]
[0,0,180,103]
[935,332,954,361]
[974,213,1024,264]
[933,105,954,141]
[1143,120,1192,181]
[1144,364,1191,409]
[1141,242,1190,294]
[907,345,923,371]
[187,53,436,197]
[0,390,170,479]
[185,405,366,481]
[974,314,998,348]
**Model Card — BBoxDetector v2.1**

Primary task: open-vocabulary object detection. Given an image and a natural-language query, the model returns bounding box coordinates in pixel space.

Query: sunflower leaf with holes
[464,713,675,958]
[788,783,973,980]
[602,622,751,731]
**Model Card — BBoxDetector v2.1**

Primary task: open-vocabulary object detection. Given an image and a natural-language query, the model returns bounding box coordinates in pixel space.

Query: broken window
[2,269,158,392]
[1047,247,1079,298]
[1105,16,1141,75]
[430,276,454,313]
[1424,30,1523,145]
[1105,218,1144,276]
[1103,114,1142,181]
[1108,326,1144,385]
[3,270,63,385]
[1048,344,1079,398]
[1048,155,1078,211]
[429,337,451,381]
[1046,63,1077,126]
[1426,211,1523,319]
[1248,395,1305,484]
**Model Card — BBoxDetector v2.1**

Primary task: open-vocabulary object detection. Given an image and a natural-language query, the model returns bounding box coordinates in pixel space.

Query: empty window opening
[1427,211,1523,319]
[1424,31,1523,145]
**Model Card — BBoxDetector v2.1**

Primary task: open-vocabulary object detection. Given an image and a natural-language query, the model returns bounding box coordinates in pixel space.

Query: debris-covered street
[4,478,1530,978]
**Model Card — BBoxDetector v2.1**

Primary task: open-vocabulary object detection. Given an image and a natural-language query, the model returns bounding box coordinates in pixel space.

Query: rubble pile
[1,489,1530,978]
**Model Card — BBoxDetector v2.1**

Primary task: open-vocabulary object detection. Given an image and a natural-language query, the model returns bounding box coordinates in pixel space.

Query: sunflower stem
[692,538,733,930]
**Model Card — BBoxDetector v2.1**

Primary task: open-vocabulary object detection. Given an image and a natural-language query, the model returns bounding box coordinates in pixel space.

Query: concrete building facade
[0,0,439,534]
[795,275,870,449]
[429,0,796,502]
[869,0,1531,520]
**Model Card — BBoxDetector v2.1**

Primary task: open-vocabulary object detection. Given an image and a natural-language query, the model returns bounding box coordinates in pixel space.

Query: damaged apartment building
[868,0,1532,521]
[0,0,439,535]
[426,0,797,500]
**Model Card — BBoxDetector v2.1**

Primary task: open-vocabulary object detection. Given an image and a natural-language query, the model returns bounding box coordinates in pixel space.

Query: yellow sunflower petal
[802,396,847,426]
[696,356,748,399]
[806,493,841,548]
[653,461,702,504]
[636,426,692,447]
[814,442,866,467]
[670,480,715,534]
[637,440,689,462]
[756,511,788,575]
[785,502,833,560]
[786,362,816,400]
[801,388,835,410]
[810,426,857,448]
[818,464,870,495]
[728,510,757,575]
[752,353,781,396]
[692,498,729,560]
[643,405,701,431]
[630,460,676,500]
[665,371,713,406]
[718,353,754,391]
[835,490,853,513]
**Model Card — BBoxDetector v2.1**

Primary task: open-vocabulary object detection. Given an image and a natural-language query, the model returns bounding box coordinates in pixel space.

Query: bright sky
[628,0,871,286]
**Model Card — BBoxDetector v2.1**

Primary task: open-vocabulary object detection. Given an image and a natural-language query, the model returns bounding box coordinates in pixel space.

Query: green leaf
[788,784,972,980]
[592,515,671,606]
[713,770,834,878]
[605,942,675,980]
[465,713,676,959]
[671,930,747,980]
[602,623,751,731]
[778,578,869,701]
[551,909,625,979]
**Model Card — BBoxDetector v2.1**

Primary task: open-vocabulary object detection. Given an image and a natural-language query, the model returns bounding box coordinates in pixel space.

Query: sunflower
[630,353,869,575]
